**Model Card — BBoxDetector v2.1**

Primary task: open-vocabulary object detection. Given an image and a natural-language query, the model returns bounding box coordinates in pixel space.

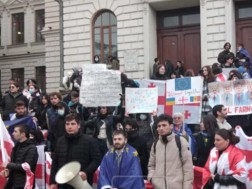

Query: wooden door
[236,20,252,56]
[158,26,201,74]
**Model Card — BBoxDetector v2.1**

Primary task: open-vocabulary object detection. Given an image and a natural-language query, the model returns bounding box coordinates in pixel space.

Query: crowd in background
[0,41,251,189]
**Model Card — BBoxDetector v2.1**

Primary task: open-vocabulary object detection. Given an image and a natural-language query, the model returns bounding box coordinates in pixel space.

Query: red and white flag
[35,145,46,189]
[0,117,14,186]
[235,126,252,189]
[45,152,52,189]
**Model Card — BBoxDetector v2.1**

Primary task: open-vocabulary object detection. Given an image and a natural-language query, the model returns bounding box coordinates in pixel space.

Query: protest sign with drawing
[125,87,158,114]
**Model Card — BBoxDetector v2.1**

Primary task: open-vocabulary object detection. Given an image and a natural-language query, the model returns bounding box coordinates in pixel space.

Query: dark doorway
[157,7,201,74]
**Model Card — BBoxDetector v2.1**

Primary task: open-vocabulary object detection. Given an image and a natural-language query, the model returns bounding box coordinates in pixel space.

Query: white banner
[80,68,122,107]
[125,87,158,114]
[208,79,252,115]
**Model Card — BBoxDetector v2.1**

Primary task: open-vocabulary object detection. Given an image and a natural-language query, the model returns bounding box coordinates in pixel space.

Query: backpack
[153,135,182,159]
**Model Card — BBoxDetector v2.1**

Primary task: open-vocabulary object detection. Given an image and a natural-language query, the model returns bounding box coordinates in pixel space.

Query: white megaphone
[55,161,93,189]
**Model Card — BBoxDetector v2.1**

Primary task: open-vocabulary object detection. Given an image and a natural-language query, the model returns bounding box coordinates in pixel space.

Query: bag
[203,179,214,189]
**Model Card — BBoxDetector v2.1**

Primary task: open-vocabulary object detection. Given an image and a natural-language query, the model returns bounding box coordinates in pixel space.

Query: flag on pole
[45,152,52,189]
[0,117,14,186]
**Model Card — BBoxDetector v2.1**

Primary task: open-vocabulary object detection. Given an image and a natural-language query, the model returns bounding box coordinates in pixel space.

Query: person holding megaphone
[49,113,101,189]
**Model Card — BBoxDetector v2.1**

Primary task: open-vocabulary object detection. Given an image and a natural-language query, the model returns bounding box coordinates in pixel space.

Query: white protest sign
[80,68,122,107]
[82,64,107,72]
[125,87,158,114]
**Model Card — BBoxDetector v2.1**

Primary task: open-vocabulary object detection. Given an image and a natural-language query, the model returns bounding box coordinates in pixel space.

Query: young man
[50,113,101,189]
[148,114,193,189]
[98,130,145,189]
[10,100,28,120]
[212,104,232,130]
[0,124,38,189]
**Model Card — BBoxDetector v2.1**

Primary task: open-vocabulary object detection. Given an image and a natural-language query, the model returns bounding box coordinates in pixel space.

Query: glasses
[9,86,16,89]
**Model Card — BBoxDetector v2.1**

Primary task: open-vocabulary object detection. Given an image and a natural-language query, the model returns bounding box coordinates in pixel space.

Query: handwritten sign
[125,88,158,113]
[124,50,138,71]
[82,64,107,72]
[80,68,122,107]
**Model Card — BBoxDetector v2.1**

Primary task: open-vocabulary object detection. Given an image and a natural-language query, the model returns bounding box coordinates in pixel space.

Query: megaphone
[55,161,92,189]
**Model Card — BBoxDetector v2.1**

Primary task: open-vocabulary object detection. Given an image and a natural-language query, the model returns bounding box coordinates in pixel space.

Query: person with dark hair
[148,114,193,189]
[27,84,41,117]
[0,82,28,121]
[152,57,160,78]
[10,101,28,120]
[0,124,38,189]
[98,130,144,189]
[46,92,69,152]
[124,118,149,177]
[164,59,174,78]
[201,66,216,116]
[228,69,243,80]
[184,69,195,77]
[29,128,45,145]
[217,42,235,66]
[223,53,235,68]
[23,79,37,100]
[50,113,101,189]
[38,93,51,129]
[212,104,232,130]
[151,64,168,80]
[194,115,218,167]
[236,43,251,68]
[202,129,247,189]
[212,63,227,81]
[84,106,124,157]
[170,71,178,79]
[175,60,185,77]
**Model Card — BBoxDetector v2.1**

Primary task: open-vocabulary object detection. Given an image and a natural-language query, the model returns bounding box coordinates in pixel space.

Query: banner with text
[80,65,122,107]
[125,87,158,114]
[166,76,203,124]
[208,79,252,115]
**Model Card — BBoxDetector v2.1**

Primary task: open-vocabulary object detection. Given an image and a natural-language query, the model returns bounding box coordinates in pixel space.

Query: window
[238,7,252,19]
[35,66,46,92]
[93,11,117,64]
[35,9,45,42]
[11,68,24,89]
[12,13,24,45]
[157,7,200,29]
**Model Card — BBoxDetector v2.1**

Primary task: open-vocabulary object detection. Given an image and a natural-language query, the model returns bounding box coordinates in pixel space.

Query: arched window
[93,11,117,64]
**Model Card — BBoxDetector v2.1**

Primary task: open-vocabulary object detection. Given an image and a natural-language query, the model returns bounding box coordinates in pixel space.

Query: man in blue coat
[98,130,145,189]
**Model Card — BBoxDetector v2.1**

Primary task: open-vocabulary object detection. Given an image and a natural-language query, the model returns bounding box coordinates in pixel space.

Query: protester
[175,60,185,77]
[124,118,149,177]
[201,66,216,116]
[0,82,28,121]
[203,129,247,189]
[98,130,145,189]
[27,84,41,117]
[164,59,174,78]
[50,113,101,188]
[194,115,218,167]
[0,124,38,189]
[10,100,28,120]
[212,105,232,130]
[37,93,51,129]
[23,79,37,100]
[212,63,227,81]
[217,42,235,66]
[148,114,193,189]
[84,106,124,157]
[152,57,160,78]
[151,64,168,80]
[46,92,69,152]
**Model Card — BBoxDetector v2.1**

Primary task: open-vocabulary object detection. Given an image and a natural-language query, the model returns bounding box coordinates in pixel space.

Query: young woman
[203,129,247,189]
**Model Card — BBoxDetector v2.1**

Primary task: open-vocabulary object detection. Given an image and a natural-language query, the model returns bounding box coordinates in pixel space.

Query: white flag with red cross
[35,145,46,189]
[45,152,52,189]
[136,78,202,123]
[235,126,252,189]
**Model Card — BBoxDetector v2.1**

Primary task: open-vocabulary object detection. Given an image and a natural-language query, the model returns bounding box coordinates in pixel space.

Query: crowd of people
[0,41,251,189]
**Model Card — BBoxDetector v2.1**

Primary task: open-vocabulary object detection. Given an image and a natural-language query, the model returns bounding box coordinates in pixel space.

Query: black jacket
[0,92,28,121]
[5,139,38,189]
[50,132,101,185]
